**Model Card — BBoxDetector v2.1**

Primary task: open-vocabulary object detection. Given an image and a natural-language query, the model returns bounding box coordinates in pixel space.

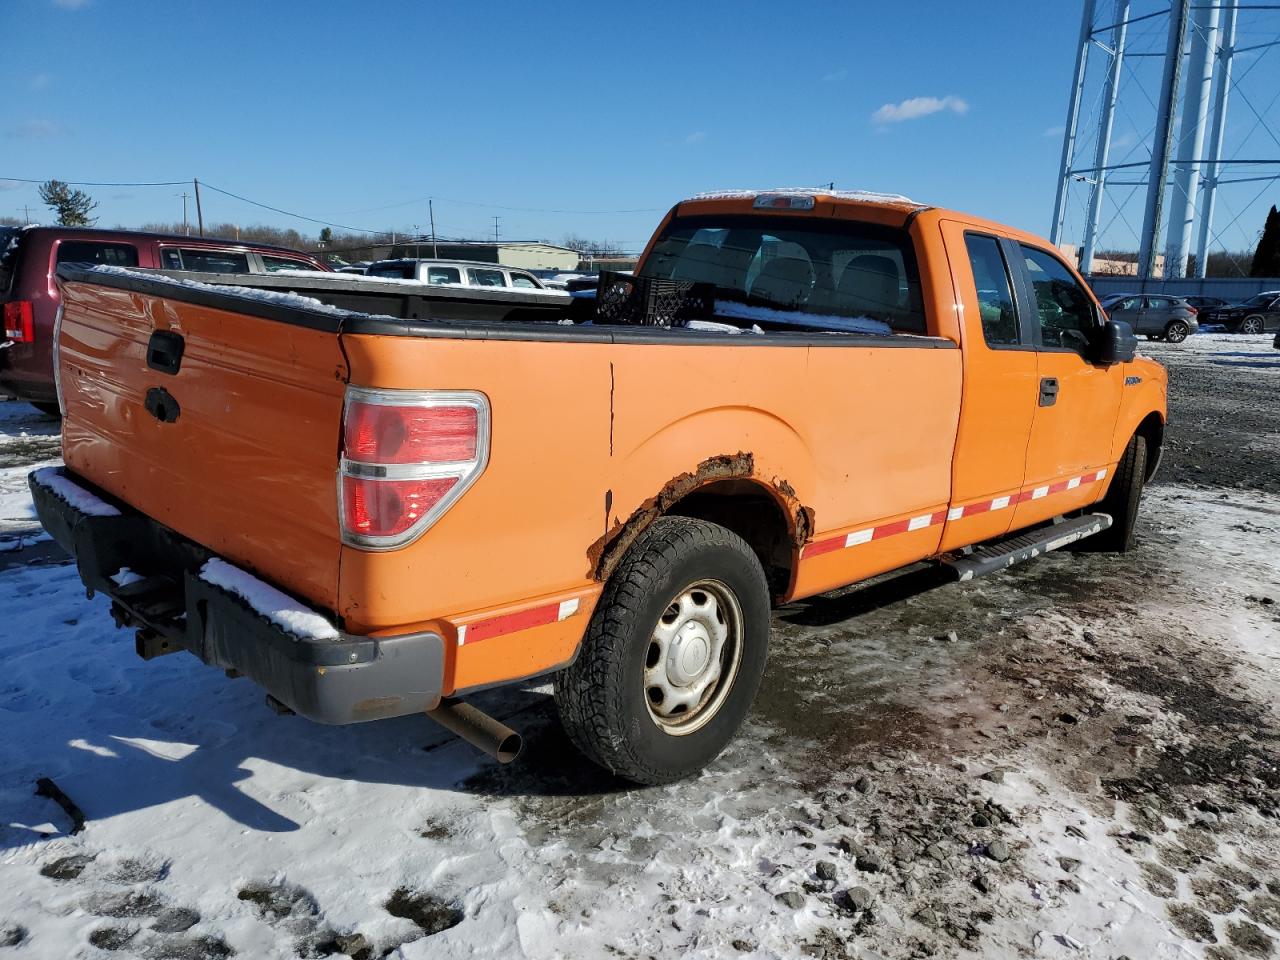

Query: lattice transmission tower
[1051,1,1280,279]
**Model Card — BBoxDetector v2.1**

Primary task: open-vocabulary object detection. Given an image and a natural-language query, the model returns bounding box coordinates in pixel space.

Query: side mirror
[1092,319,1137,365]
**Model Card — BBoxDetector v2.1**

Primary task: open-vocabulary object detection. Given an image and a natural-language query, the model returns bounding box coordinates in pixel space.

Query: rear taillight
[3,301,34,342]
[339,388,489,550]
[1186,305,1198,315]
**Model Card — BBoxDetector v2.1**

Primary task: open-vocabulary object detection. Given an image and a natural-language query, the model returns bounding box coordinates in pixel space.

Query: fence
[1087,275,1280,300]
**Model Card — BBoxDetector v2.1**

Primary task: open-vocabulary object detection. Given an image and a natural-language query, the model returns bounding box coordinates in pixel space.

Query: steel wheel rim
[642,579,743,736]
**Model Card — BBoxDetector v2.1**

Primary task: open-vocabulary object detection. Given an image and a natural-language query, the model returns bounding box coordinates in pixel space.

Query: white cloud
[872,95,969,124]
[52,0,92,8]
[1043,124,1065,138]
[7,120,62,139]
[685,131,707,144]
[0,180,24,191]
[822,68,848,83]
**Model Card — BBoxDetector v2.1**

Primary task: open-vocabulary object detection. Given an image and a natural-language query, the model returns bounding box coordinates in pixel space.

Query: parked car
[0,226,329,413]
[33,188,1166,784]
[364,258,552,290]
[334,264,370,275]
[1099,293,1199,342]
[1202,291,1280,334]
[1184,295,1228,310]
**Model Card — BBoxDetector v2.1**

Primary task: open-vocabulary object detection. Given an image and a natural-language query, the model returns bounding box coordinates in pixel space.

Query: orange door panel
[936,221,1039,552]
[1009,243,1124,529]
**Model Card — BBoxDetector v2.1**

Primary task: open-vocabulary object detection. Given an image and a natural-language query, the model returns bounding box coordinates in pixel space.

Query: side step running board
[942,513,1112,582]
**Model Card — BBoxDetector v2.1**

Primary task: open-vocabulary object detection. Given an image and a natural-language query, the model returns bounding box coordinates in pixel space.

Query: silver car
[1100,293,1199,343]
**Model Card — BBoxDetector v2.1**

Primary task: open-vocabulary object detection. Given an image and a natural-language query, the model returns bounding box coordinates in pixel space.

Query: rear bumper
[29,467,444,724]
[0,339,57,404]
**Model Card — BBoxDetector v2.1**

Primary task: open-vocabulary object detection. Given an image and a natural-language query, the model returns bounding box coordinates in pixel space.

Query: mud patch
[384,888,463,936]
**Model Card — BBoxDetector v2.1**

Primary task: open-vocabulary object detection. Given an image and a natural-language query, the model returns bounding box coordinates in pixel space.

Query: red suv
[1,226,330,413]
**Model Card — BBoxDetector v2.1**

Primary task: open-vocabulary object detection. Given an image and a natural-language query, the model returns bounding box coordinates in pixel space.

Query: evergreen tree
[38,180,98,226]
[1250,205,1280,277]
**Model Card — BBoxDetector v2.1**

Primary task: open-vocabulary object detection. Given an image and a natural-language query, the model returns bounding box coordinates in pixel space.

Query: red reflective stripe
[870,518,911,540]
[463,603,559,645]
[802,467,1108,559]
[804,536,847,558]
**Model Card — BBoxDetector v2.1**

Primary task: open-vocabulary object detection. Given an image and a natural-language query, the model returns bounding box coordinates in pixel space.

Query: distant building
[1059,243,1165,278]
[386,240,581,271]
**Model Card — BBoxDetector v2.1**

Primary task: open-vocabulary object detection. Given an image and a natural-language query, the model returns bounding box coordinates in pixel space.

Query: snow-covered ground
[1,335,1278,959]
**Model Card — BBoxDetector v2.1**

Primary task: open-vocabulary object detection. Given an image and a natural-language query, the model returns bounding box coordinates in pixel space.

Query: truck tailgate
[56,272,348,611]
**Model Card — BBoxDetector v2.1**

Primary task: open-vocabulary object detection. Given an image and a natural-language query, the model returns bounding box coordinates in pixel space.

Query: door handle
[147,330,185,375]
[1039,377,1059,407]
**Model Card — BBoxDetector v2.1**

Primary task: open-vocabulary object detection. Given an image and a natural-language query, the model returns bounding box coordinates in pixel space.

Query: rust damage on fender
[587,453,815,584]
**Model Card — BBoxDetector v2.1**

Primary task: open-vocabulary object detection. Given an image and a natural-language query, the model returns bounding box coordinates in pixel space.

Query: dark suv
[1,226,329,412]
[1203,291,1280,335]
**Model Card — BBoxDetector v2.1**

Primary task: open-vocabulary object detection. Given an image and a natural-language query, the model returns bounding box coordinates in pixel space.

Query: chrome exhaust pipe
[426,699,522,763]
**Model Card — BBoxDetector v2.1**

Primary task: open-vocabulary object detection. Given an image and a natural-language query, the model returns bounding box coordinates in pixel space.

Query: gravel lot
[0,334,1277,959]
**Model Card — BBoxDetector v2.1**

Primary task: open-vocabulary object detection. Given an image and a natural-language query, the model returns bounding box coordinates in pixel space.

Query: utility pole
[1051,0,1097,246]
[1137,0,1191,280]
[493,216,500,244]
[193,178,205,237]
[429,199,438,258]
[179,192,190,235]
[1195,0,1238,278]
[22,205,31,225]
[1164,0,1221,277]
[1081,0,1130,275]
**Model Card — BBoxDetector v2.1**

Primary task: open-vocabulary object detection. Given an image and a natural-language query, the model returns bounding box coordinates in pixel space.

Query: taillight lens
[339,388,489,550]
[3,301,34,342]
[343,400,478,463]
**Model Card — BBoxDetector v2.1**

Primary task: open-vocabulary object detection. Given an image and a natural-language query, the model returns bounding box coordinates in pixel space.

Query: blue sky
[0,1,1164,250]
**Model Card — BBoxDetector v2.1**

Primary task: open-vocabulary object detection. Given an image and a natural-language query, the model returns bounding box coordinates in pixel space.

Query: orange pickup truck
[31,189,1167,784]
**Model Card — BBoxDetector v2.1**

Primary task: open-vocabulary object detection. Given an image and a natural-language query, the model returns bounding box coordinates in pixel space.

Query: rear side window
[367,263,415,279]
[963,234,1019,346]
[427,266,461,284]
[261,254,318,272]
[467,268,506,287]
[175,248,250,273]
[1019,245,1096,353]
[509,272,539,288]
[56,241,139,268]
[1147,297,1174,310]
[0,227,22,293]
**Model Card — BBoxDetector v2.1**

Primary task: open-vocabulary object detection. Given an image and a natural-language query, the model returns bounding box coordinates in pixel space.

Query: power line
[0,175,188,187]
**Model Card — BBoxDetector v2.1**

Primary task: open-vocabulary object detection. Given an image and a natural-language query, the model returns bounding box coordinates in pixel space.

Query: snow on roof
[686,187,920,206]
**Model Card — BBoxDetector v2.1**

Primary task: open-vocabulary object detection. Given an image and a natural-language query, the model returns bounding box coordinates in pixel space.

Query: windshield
[0,226,22,294]
[639,215,926,333]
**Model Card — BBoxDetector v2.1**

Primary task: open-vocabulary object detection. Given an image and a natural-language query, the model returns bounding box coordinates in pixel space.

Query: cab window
[261,255,318,272]
[1019,245,1096,352]
[963,234,1019,346]
[467,268,506,287]
[175,248,250,273]
[509,272,539,289]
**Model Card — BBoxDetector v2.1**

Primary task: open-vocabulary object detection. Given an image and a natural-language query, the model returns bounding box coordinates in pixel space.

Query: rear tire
[554,516,771,785]
[1164,320,1189,343]
[30,402,61,418]
[1089,434,1148,552]
[1240,316,1265,335]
